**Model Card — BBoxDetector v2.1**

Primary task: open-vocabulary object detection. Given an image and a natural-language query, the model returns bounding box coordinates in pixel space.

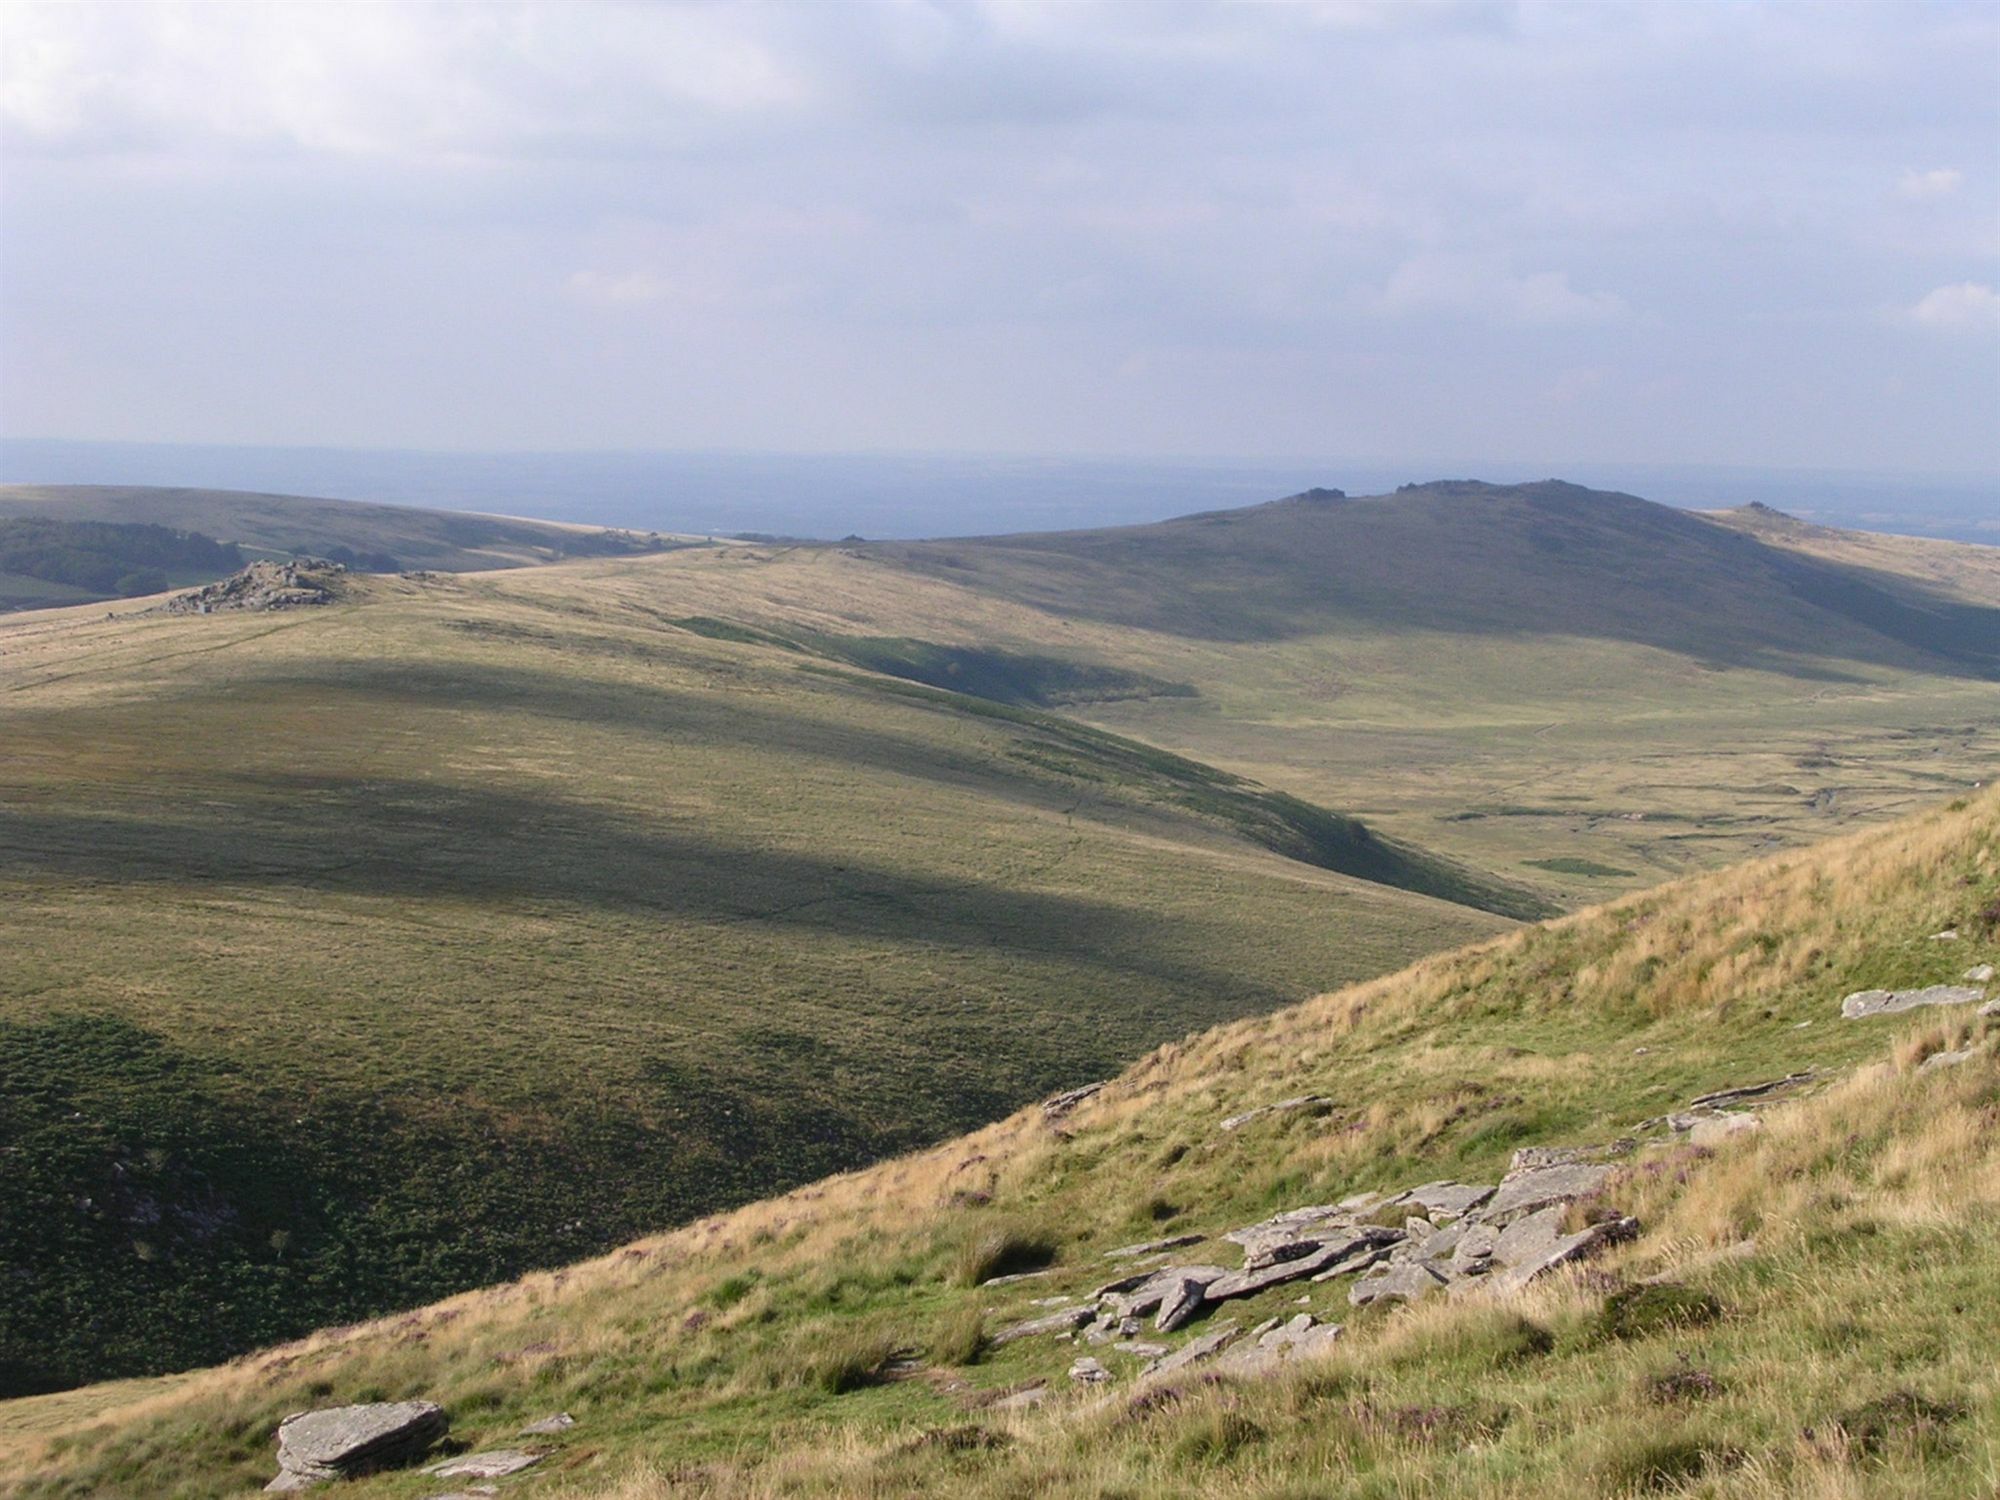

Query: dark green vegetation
[0,485,686,577]
[0,568,1516,1393]
[4,781,1994,1499]
[0,519,242,609]
[865,481,2000,675]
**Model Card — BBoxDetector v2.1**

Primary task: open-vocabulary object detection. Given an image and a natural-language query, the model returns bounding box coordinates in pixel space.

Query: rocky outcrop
[1214,1314,1343,1376]
[266,1401,446,1491]
[422,1449,544,1479]
[163,559,346,615]
[1841,984,1985,1019]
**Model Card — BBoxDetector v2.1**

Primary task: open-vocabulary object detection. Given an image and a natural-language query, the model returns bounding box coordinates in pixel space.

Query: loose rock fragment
[990,1306,1094,1346]
[423,1451,545,1480]
[267,1402,447,1491]
[1141,1322,1242,1379]
[1841,985,1985,1020]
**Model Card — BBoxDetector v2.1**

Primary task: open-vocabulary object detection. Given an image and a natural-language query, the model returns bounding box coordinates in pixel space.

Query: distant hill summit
[0,484,689,578]
[858,478,1998,676]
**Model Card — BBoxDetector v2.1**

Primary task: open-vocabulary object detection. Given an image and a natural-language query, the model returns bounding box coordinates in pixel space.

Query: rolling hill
[0,485,686,587]
[562,480,1998,896]
[3,781,1992,1498]
[0,562,1524,1395]
[0,475,1993,1412]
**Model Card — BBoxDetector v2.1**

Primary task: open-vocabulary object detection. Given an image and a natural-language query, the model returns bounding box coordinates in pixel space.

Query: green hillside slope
[4,786,1992,1499]
[561,483,1997,897]
[0,568,1517,1394]
[0,485,684,576]
[864,480,2000,674]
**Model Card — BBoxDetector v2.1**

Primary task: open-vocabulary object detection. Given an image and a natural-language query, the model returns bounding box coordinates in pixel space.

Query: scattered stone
[1391,1181,1496,1219]
[423,1451,544,1480]
[267,1401,447,1491]
[425,1489,498,1500]
[1840,985,1985,1020]
[1141,1322,1242,1379]
[1068,1357,1112,1384]
[1113,1340,1168,1358]
[1982,998,2000,1018]
[1153,1275,1209,1333]
[1349,1261,1446,1307]
[1482,1216,1638,1297]
[1966,964,1995,983]
[1103,1234,1203,1260]
[990,1306,1094,1346]
[1026,1296,1075,1308]
[1687,1073,1812,1109]
[1484,1161,1613,1220]
[1102,1265,1228,1322]
[1220,1095,1334,1131]
[1920,1049,1975,1072]
[980,1270,1051,1287]
[1042,1082,1106,1119]
[517,1412,574,1436]
[166,559,346,616]
[1207,1228,1400,1301]
[1931,929,1961,941]
[990,1383,1049,1410]
[1214,1314,1344,1376]
[1492,1205,1569,1268]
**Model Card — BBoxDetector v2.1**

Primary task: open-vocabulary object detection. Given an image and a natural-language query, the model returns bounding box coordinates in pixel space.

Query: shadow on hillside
[865,487,2000,678]
[0,775,1279,1002]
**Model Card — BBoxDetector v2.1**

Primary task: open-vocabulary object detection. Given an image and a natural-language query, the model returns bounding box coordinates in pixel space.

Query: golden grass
[3,786,1996,1496]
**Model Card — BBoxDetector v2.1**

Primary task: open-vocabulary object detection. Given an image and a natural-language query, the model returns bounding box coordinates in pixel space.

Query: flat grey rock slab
[424,1451,545,1480]
[1687,1072,1812,1109]
[1068,1356,1113,1384]
[1483,1217,1634,1296]
[1840,985,1984,1019]
[1207,1227,1400,1301]
[990,1305,1093,1346]
[1215,1314,1344,1376]
[1223,1205,1357,1269]
[1141,1322,1241,1379]
[1349,1260,1446,1306]
[1113,1339,1168,1358]
[1221,1095,1333,1131]
[1484,1161,1613,1220]
[1153,1272,1215,1332]
[518,1412,574,1436]
[980,1269,1052,1287]
[1103,1265,1228,1321]
[1103,1234,1203,1260]
[990,1383,1049,1410]
[270,1402,447,1489]
[1391,1181,1496,1218]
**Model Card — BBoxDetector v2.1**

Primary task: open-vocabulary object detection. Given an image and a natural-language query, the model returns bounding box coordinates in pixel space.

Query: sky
[3,0,1997,476]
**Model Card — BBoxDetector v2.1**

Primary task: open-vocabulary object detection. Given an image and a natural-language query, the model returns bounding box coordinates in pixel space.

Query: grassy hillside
[4,786,1993,1498]
[0,568,1519,1394]
[547,483,1999,900]
[0,485,687,576]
